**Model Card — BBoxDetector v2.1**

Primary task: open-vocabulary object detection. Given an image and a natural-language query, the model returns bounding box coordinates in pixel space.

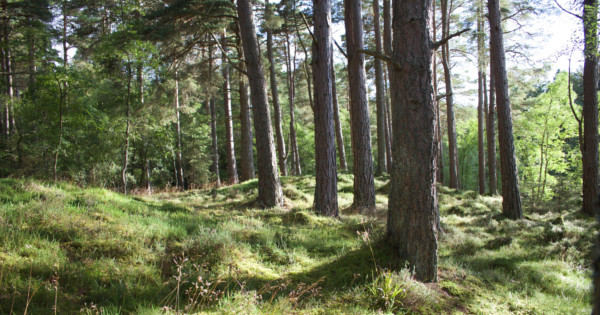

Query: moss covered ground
[0,176,594,314]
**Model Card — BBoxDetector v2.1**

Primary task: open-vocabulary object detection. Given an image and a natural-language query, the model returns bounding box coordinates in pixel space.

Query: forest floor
[0,175,594,314]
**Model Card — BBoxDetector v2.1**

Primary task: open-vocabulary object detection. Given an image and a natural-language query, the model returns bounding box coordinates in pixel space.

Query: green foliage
[365,270,407,312]
[0,177,593,314]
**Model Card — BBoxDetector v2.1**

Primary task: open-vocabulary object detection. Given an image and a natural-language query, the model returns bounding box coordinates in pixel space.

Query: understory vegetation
[0,176,593,314]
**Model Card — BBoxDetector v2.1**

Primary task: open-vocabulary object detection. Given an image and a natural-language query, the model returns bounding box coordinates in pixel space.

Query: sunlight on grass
[0,177,594,314]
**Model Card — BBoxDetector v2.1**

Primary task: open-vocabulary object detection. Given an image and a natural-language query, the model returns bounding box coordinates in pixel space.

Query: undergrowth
[0,176,593,314]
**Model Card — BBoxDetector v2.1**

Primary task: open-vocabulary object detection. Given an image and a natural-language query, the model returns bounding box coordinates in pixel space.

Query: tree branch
[436,93,452,101]
[553,0,582,20]
[358,49,401,71]
[208,30,248,76]
[432,28,471,50]
[334,39,348,59]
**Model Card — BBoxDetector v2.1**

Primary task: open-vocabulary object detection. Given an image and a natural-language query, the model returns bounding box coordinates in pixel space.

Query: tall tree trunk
[488,0,522,219]
[344,0,376,211]
[384,67,393,172]
[312,0,338,216]
[432,0,443,184]
[487,69,497,194]
[441,0,459,189]
[293,8,315,112]
[477,3,485,195]
[237,0,283,207]
[53,79,64,181]
[373,0,387,175]
[28,31,36,93]
[383,0,393,154]
[174,68,185,189]
[583,0,599,216]
[285,33,302,175]
[331,59,348,172]
[238,46,255,181]
[222,32,239,184]
[266,0,288,176]
[478,70,485,195]
[208,45,221,186]
[122,64,132,194]
[387,0,438,283]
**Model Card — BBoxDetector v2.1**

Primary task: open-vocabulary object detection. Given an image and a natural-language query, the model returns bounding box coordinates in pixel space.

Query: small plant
[365,270,407,313]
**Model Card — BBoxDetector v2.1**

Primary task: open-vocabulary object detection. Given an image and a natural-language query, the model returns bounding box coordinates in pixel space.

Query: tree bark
[237,0,283,207]
[312,0,338,216]
[582,0,599,216]
[285,33,302,175]
[235,22,255,182]
[122,64,132,194]
[488,0,522,219]
[208,45,221,186]
[239,60,255,182]
[222,32,239,184]
[387,0,438,282]
[373,0,387,175]
[331,59,348,172]
[344,0,376,211]
[432,0,443,184]
[266,0,288,177]
[477,3,485,195]
[487,69,497,195]
[174,68,185,189]
[441,0,459,189]
[384,68,393,173]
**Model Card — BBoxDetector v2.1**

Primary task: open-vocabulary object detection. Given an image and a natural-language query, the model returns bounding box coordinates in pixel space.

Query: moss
[0,179,593,314]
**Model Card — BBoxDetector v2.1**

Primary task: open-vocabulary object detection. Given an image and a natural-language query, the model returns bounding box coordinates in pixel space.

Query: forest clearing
[1,0,599,313]
[0,176,593,314]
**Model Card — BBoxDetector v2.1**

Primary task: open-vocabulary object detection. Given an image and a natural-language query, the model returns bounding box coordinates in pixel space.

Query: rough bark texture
[312,0,338,217]
[488,0,522,219]
[266,1,288,177]
[237,0,283,207]
[441,0,459,189]
[331,60,348,172]
[236,25,255,182]
[373,0,387,175]
[583,0,599,216]
[387,0,438,282]
[344,0,376,211]
[222,33,239,185]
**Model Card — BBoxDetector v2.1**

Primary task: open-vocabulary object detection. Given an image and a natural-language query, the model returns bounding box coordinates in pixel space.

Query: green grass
[0,176,593,314]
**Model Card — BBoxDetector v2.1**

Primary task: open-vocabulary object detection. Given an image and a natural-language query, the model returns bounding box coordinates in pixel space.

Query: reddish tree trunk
[236,24,255,182]
[312,0,338,216]
[441,0,459,189]
[344,0,376,211]
[582,0,599,216]
[266,0,288,176]
[373,0,387,175]
[387,0,438,282]
[237,0,283,207]
[488,0,523,219]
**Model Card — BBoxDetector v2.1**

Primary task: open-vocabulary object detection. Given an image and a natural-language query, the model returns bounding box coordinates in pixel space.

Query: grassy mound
[0,176,593,314]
